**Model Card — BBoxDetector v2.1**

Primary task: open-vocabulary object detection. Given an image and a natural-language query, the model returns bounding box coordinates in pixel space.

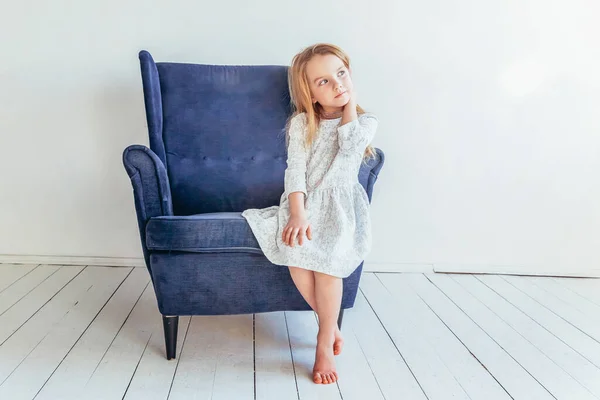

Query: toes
[333,341,343,356]
[314,371,339,384]
[313,372,322,384]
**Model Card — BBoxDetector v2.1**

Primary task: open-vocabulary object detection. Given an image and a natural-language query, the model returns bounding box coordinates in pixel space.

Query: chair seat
[145,212,262,253]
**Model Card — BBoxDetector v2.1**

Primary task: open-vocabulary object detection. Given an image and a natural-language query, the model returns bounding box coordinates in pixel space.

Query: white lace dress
[241,112,378,278]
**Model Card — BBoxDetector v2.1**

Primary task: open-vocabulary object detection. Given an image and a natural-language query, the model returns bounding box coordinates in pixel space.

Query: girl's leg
[312,271,343,384]
[288,267,344,355]
[288,266,317,310]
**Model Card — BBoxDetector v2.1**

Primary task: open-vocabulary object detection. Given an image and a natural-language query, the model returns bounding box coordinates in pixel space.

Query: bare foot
[334,327,344,356]
[313,335,339,384]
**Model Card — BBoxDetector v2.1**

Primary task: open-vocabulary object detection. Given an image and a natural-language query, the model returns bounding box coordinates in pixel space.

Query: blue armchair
[122,50,385,360]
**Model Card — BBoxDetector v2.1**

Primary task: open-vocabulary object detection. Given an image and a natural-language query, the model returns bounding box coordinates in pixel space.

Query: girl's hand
[344,88,357,109]
[282,213,312,247]
[341,88,358,125]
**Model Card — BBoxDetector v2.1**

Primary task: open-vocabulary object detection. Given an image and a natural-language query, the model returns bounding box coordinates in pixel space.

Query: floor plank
[359,273,471,399]
[503,275,600,344]
[0,264,37,293]
[477,274,600,370]
[379,273,511,400]
[334,298,386,400]
[433,273,596,400]
[167,314,254,400]
[123,316,192,400]
[0,265,60,315]
[80,283,160,400]
[1,265,598,400]
[403,273,554,400]
[0,267,131,400]
[0,266,84,345]
[285,310,342,400]
[347,289,427,399]
[454,274,600,397]
[0,266,98,383]
[35,267,150,400]
[555,277,600,307]
[254,312,297,400]
[528,276,600,322]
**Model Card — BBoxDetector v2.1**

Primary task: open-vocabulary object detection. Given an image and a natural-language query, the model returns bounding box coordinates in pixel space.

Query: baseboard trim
[1,255,598,278]
[433,263,600,278]
[0,254,145,268]
[364,262,435,273]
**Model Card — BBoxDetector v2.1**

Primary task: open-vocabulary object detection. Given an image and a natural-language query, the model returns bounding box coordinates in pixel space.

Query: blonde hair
[286,43,377,163]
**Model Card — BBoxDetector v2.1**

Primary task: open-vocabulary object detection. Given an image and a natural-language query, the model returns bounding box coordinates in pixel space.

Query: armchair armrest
[362,147,385,203]
[123,144,173,223]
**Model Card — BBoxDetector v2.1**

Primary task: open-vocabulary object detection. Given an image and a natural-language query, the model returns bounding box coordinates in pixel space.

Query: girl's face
[305,54,353,113]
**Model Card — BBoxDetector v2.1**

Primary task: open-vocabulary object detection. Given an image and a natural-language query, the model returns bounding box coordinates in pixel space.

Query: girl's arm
[338,92,378,155]
[341,91,358,126]
[337,113,378,155]
[288,192,306,217]
[284,114,308,216]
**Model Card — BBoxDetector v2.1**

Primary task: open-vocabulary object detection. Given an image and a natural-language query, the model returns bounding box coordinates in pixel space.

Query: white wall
[1,0,599,275]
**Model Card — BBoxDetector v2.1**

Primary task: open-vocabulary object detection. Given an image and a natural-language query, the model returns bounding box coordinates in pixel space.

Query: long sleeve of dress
[284,114,308,199]
[241,111,377,278]
[337,113,378,155]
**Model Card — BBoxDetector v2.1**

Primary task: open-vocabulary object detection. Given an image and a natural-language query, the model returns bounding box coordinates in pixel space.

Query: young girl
[241,43,378,385]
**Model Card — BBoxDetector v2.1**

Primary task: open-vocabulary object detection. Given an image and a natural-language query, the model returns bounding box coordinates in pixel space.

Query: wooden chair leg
[162,315,179,360]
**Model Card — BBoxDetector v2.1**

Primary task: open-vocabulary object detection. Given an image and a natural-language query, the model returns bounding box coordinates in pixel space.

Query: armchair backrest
[138,50,383,215]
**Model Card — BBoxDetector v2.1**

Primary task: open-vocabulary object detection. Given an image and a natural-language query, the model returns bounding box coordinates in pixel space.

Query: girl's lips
[335,91,347,98]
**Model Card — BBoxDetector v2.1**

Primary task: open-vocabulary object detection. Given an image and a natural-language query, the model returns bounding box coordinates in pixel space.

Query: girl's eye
[338,70,346,77]
[319,79,328,86]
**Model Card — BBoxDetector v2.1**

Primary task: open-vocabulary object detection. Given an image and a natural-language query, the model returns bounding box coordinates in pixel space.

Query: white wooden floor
[1,265,600,400]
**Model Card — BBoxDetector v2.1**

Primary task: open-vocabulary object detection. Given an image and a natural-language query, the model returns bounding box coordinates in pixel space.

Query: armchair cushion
[146,212,262,253]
